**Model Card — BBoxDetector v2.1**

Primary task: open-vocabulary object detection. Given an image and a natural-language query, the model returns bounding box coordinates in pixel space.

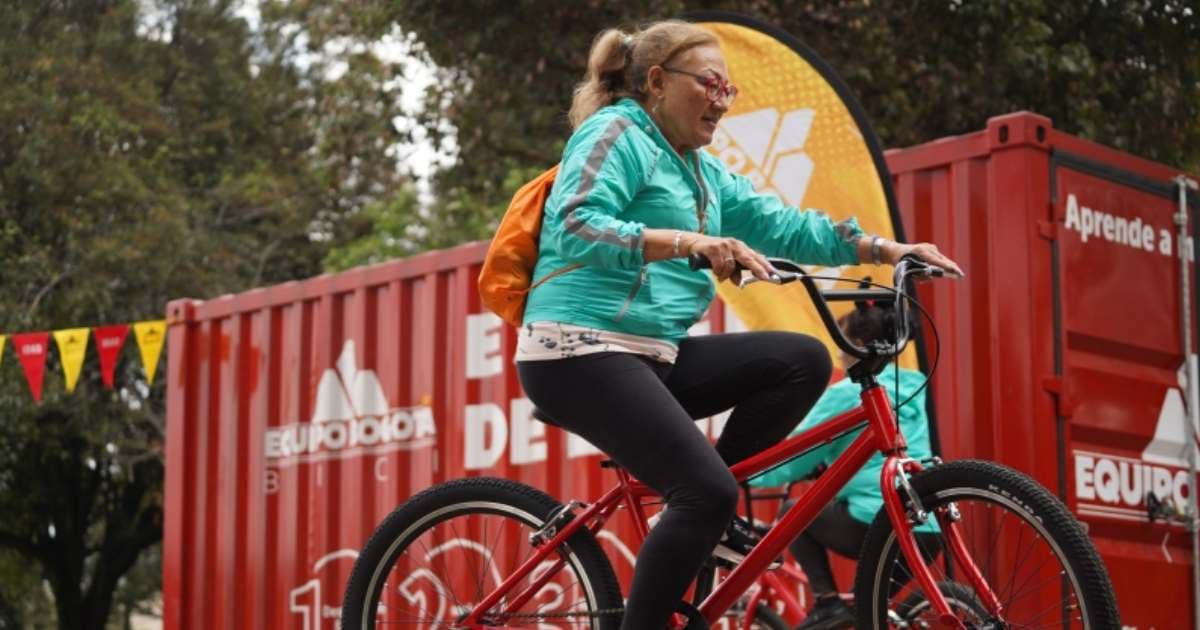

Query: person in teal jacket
[514,19,962,630]
[750,298,936,630]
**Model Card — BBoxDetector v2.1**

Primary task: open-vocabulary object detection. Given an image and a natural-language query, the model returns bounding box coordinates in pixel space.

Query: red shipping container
[164,111,1197,628]
[890,111,1198,629]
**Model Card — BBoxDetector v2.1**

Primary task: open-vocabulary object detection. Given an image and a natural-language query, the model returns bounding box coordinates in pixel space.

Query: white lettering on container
[466,313,504,379]
[1063,193,1192,259]
[1075,450,1191,519]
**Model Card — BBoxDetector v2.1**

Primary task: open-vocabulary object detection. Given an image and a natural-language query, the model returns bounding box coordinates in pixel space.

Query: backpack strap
[527,263,582,292]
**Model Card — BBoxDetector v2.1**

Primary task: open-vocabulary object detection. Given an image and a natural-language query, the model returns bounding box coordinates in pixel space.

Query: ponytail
[568,21,719,129]
[568,29,633,129]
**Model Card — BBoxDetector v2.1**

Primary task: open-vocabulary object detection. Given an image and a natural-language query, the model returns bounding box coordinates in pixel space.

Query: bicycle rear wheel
[853,460,1120,629]
[894,580,989,627]
[341,477,623,629]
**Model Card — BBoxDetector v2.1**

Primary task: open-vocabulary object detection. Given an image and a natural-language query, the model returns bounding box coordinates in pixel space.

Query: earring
[652,97,662,116]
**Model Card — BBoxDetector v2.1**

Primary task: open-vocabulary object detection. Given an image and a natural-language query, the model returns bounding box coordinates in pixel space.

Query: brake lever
[735,270,785,288]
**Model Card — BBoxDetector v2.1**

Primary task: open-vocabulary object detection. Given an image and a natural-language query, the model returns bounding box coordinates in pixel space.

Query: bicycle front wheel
[853,460,1120,629]
[341,477,623,629]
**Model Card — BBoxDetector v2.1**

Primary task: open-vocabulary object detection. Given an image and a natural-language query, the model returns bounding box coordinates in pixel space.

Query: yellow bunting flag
[133,320,167,385]
[53,328,91,393]
[0,335,5,368]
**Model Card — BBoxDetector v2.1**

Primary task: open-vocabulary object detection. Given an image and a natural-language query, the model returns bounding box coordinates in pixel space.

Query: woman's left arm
[718,167,964,276]
[718,170,863,267]
[868,238,964,278]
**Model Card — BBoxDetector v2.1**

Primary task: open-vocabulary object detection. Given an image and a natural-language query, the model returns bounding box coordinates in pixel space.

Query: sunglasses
[662,67,738,105]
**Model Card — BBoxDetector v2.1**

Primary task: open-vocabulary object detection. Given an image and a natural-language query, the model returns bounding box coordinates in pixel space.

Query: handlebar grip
[688,253,747,273]
[899,254,946,278]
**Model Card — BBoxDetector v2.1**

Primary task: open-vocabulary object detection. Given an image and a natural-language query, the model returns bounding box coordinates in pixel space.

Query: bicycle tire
[853,459,1120,629]
[341,477,623,629]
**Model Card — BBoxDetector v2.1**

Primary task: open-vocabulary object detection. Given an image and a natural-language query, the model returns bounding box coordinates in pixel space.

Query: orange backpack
[478,165,580,327]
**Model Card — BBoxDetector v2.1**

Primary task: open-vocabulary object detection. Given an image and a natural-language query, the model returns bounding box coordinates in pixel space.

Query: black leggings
[784,499,869,596]
[517,331,832,630]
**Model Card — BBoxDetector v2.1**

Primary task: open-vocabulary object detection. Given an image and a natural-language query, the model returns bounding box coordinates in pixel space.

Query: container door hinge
[1042,376,1074,417]
[1037,220,1058,240]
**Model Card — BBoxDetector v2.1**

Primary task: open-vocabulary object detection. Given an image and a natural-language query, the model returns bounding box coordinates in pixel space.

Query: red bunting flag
[93,324,130,389]
[13,332,50,402]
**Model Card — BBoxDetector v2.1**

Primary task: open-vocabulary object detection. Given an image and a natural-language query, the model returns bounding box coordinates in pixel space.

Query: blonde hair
[568,20,719,129]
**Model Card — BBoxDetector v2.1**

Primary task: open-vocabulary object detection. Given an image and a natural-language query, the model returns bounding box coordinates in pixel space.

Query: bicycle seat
[531,406,560,427]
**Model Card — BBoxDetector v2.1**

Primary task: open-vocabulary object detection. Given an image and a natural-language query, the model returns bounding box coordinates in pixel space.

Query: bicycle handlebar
[687,253,944,360]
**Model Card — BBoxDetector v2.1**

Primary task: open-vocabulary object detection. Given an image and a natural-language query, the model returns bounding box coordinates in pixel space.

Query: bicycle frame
[463,381,998,630]
[740,561,808,630]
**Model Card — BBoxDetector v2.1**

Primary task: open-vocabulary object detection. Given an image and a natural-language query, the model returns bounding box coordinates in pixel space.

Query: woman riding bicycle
[750,295,938,630]
[516,19,962,630]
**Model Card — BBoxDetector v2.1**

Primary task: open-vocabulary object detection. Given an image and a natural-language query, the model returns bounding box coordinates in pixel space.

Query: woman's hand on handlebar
[881,241,965,278]
[685,235,776,283]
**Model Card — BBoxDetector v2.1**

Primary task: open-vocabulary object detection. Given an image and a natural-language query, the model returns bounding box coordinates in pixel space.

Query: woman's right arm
[642,229,777,283]
[544,116,652,270]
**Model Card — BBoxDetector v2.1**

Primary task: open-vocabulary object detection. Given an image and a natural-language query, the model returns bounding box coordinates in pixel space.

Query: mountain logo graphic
[707,107,816,207]
[1141,354,1199,468]
[264,340,436,467]
[1074,355,1197,524]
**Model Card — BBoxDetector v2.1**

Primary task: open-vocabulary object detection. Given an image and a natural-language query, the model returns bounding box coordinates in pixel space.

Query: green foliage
[0,550,55,628]
[323,186,423,270]
[0,1,409,627]
[320,0,1199,258]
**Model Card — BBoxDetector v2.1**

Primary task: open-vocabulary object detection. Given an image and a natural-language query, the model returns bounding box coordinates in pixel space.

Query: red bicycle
[342,256,1120,629]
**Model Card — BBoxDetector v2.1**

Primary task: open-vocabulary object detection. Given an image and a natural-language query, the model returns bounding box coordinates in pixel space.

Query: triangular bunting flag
[93,324,130,389]
[13,332,50,402]
[0,335,6,368]
[133,320,166,385]
[53,328,90,393]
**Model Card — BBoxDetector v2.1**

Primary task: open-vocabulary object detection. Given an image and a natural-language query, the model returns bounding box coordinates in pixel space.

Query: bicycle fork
[881,458,1004,629]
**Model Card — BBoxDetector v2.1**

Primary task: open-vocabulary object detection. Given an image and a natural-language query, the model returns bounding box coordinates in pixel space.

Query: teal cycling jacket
[750,365,936,529]
[523,98,864,343]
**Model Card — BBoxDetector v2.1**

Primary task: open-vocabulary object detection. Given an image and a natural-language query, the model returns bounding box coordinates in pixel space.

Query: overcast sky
[231,1,455,196]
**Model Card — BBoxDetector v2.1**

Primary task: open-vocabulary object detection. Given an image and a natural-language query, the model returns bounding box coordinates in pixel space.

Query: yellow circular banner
[694,14,917,373]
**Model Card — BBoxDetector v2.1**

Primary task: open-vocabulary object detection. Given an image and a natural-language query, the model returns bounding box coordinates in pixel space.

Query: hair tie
[622,34,634,48]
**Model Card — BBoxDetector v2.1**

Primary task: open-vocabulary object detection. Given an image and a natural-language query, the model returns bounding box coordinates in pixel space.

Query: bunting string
[0,320,166,402]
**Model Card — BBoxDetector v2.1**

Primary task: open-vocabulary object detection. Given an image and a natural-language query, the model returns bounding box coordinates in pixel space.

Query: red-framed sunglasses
[662,66,738,104]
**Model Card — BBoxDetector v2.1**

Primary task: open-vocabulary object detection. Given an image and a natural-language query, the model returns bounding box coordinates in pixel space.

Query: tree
[0,1,410,626]
[320,0,1199,263]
